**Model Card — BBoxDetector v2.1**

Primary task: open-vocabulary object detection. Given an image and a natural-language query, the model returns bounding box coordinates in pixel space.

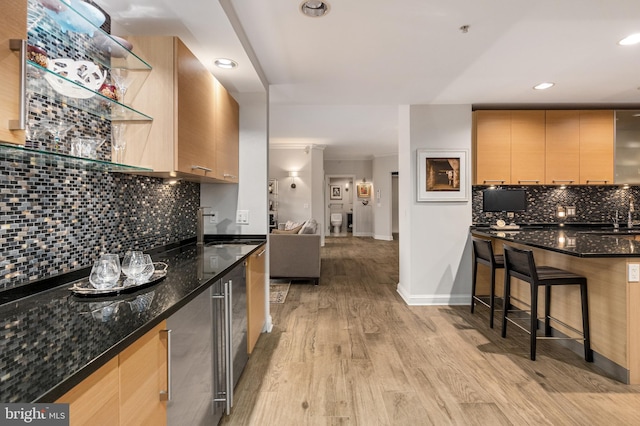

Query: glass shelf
[28,61,153,122]
[0,142,153,173]
[27,0,152,71]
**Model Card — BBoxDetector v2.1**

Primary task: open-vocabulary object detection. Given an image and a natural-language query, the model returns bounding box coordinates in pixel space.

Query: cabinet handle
[257,249,266,257]
[552,180,574,184]
[223,173,237,179]
[586,180,608,184]
[518,180,540,184]
[9,39,27,131]
[160,329,172,401]
[225,280,233,415]
[483,180,505,184]
[191,165,212,173]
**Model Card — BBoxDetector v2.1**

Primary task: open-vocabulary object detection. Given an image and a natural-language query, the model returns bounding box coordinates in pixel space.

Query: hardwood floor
[223,236,640,425]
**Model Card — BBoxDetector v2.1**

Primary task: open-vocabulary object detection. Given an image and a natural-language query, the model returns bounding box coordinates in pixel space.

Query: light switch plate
[629,263,640,282]
[236,210,249,224]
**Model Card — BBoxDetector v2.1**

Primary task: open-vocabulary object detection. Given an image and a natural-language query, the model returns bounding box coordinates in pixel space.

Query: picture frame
[356,182,372,198]
[330,184,342,200]
[416,149,468,202]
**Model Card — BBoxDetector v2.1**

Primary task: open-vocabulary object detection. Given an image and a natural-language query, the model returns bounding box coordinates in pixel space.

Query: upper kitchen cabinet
[474,110,511,185]
[511,110,545,185]
[474,110,545,185]
[579,110,614,184]
[123,36,239,183]
[545,110,581,184]
[545,110,614,184]
[0,0,27,145]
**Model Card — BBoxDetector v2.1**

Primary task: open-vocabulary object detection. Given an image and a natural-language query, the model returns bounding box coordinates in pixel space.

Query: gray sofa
[269,233,321,284]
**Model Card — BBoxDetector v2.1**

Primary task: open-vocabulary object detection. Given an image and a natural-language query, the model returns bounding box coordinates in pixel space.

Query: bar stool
[501,244,593,362]
[471,236,504,328]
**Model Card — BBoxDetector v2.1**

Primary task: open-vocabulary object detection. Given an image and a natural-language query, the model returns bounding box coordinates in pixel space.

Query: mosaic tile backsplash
[472,185,639,225]
[0,1,202,291]
[0,156,199,289]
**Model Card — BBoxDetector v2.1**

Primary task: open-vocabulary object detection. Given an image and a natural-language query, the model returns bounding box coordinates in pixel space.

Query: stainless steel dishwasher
[166,260,248,425]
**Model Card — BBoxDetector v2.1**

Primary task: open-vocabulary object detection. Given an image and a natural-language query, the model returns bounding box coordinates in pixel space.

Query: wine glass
[136,254,155,284]
[110,69,132,103]
[89,254,121,290]
[111,122,127,163]
[121,250,145,286]
[43,120,73,153]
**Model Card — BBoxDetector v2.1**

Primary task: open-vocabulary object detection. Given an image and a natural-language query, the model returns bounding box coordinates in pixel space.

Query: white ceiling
[98,0,640,160]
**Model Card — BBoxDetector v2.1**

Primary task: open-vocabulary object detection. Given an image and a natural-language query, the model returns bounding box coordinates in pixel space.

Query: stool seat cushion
[494,254,505,266]
[536,266,587,285]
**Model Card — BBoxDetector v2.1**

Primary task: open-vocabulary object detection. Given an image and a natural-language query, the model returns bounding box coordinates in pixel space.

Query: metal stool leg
[471,259,478,313]
[501,273,510,338]
[489,266,496,328]
[544,284,552,336]
[530,282,538,361]
[581,282,593,362]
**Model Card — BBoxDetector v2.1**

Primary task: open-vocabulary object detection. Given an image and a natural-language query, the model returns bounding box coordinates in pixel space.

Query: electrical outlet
[210,255,218,269]
[209,211,218,224]
[629,263,640,282]
[236,210,249,224]
[507,212,514,218]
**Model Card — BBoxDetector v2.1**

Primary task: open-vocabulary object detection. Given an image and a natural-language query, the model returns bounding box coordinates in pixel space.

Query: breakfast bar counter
[471,226,640,384]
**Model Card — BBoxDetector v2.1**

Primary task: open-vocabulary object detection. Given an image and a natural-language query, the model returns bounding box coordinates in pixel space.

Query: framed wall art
[356,182,372,198]
[330,184,342,200]
[416,149,468,202]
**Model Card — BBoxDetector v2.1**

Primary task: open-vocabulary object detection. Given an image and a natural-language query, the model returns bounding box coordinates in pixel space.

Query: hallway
[223,236,640,425]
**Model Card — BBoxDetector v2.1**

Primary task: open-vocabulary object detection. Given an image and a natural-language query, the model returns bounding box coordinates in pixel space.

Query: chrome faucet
[197,206,215,245]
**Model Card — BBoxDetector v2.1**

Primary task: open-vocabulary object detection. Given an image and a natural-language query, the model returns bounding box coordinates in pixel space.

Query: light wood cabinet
[545,110,581,184]
[247,246,266,353]
[57,322,168,426]
[119,322,168,425]
[124,36,239,183]
[0,0,26,145]
[475,109,615,185]
[511,110,545,184]
[579,110,614,184]
[475,110,511,184]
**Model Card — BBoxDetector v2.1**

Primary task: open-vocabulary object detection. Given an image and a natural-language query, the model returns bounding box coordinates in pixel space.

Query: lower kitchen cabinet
[57,321,168,426]
[247,246,266,353]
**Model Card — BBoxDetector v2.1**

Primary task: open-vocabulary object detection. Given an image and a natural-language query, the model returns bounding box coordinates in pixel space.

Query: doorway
[325,175,355,237]
[392,172,399,240]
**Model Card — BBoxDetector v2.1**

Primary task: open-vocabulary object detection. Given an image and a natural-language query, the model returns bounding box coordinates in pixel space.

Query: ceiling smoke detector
[300,1,330,17]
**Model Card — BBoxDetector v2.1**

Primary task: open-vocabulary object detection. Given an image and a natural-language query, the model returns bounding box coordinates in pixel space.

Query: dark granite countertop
[472,225,640,257]
[0,238,266,403]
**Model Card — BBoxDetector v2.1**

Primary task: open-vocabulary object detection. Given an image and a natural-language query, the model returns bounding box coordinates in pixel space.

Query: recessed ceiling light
[300,1,330,17]
[214,58,238,69]
[619,33,640,46]
[533,82,555,90]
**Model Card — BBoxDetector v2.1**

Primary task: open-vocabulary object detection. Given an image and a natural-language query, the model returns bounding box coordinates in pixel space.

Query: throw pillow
[298,218,317,234]
[273,224,303,234]
[284,220,303,231]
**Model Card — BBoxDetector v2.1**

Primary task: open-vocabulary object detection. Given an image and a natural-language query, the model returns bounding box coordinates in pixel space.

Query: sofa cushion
[272,224,303,234]
[298,218,317,234]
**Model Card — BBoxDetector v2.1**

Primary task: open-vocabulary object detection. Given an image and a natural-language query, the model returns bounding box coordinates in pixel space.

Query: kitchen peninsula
[0,238,265,415]
[472,226,640,384]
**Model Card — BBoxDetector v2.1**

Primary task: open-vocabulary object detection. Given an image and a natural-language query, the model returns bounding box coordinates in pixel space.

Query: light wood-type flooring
[222,236,640,425]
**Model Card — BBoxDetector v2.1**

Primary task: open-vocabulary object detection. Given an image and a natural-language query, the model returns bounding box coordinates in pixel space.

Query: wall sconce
[345,182,349,192]
[288,171,298,188]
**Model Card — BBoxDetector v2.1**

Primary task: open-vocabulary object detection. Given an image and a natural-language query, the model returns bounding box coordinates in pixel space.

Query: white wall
[397,104,473,305]
[268,146,313,224]
[372,154,398,241]
[201,92,268,235]
[310,146,326,244]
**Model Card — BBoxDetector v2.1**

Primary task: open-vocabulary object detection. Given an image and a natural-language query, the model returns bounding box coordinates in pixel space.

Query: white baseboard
[374,234,393,241]
[397,283,470,306]
[265,314,274,332]
[353,232,373,237]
